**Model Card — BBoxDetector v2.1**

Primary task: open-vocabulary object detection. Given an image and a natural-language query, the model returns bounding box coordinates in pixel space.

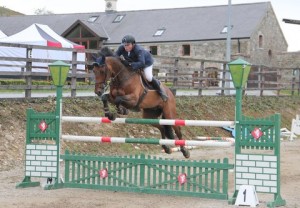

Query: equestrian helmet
[121,35,136,44]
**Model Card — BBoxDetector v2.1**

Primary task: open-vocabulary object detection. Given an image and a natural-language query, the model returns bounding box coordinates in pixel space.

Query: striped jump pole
[163,137,235,153]
[62,135,234,147]
[62,116,235,127]
[194,136,235,143]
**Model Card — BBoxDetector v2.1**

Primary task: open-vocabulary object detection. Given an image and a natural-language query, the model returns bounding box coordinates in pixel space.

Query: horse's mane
[99,46,130,70]
[99,46,115,57]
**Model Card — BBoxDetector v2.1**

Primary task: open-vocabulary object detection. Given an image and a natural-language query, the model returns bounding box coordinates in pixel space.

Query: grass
[1,96,300,159]
[279,89,300,96]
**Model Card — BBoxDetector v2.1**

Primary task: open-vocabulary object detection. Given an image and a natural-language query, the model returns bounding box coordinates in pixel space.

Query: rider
[115,35,168,102]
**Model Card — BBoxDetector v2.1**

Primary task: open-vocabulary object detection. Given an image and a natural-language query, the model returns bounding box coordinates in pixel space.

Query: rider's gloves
[121,59,131,67]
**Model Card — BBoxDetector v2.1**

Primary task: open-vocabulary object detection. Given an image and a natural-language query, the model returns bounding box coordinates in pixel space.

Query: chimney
[105,0,117,12]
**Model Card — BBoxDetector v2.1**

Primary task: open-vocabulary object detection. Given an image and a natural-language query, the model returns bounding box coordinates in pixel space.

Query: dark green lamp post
[228,58,251,161]
[49,61,70,115]
[49,61,69,86]
[228,58,251,122]
[48,61,70,188]
[228,58,251,89]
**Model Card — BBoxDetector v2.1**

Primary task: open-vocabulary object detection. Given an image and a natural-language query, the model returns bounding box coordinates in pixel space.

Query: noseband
[94,64,109,93]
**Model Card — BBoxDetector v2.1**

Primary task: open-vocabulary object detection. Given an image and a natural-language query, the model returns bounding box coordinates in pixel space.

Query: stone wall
[107,4,299,76]
[249,4,288,66]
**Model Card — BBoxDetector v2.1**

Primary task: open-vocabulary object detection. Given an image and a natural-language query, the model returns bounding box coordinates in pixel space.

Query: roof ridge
[113,2,269,13]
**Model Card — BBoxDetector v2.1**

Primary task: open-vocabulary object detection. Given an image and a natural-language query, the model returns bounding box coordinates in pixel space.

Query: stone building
[0,1,289,68]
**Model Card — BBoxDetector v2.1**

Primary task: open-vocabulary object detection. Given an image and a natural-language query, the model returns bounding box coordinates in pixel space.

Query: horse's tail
[162,114,174,139]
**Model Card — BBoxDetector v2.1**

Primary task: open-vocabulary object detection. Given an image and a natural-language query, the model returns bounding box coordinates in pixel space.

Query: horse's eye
[100,71,105,75]
[93,70,105,75]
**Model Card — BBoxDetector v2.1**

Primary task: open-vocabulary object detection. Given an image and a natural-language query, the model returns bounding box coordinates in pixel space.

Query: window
[89,40,98,49]
[150,46,158,55]
[65,25,94,39]
[113,15,125,23]
[268,49,272,58]
[154,29,165,37]
[81,27,94,38]
[88,16,99,23]
[65,27,80,38]
[259,35,263,48]
[221,25,233,34]
[182,45,190,56]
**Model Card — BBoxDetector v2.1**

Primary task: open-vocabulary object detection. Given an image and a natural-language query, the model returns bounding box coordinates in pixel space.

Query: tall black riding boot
[151,78,168,102]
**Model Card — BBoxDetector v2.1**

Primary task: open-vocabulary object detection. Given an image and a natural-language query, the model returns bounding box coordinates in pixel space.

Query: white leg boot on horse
[151,78,168,102]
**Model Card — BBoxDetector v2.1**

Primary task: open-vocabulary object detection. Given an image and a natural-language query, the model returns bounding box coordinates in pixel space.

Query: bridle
[94,57,138,93]
[94,64,109,95]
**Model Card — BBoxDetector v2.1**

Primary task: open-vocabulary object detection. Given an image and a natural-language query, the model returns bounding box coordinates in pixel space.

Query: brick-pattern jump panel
[235,154,277,193]
[25,144,58,178]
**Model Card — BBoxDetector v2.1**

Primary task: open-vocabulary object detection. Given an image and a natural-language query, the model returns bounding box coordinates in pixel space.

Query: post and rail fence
[0,42,299,98]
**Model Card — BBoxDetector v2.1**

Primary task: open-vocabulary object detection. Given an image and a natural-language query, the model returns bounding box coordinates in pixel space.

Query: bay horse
[93,47,190,158]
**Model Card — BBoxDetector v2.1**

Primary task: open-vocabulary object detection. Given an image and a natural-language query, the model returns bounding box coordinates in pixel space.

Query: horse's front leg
[101,93,116,120]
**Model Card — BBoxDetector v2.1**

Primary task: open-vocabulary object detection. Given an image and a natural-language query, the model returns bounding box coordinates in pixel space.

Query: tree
[34,8,54,15]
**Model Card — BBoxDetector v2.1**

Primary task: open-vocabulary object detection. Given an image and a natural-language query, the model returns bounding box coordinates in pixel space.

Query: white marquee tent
[0,23,85,72]
[0,30,7,39]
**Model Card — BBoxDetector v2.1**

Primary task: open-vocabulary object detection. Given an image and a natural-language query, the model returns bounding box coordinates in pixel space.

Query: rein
[110,66,137,87]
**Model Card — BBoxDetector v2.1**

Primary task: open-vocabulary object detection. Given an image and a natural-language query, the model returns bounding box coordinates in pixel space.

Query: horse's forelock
[91,54,98,61]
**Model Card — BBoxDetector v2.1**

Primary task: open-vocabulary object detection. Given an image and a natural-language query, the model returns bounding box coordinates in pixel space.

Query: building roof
[0,2,270,44]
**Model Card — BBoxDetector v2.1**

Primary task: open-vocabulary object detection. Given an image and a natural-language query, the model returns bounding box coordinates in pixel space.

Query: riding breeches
[144,65,153,82]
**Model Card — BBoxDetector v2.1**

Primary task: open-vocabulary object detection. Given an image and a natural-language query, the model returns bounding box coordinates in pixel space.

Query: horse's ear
[92,55,106,67]
[100,55,106,65]
[91,54,97,61]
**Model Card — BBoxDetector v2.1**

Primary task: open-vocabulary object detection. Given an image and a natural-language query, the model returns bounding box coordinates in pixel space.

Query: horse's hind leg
[172,125,190,159]
[116,105,129,115]
[164,120,190,158]
[162,125,173,154]
[162,105,190,159]
[156,125,172,154]
[143,109,172,154]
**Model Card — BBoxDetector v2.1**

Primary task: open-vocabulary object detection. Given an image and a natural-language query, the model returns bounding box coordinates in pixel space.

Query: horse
[93,47,190,158]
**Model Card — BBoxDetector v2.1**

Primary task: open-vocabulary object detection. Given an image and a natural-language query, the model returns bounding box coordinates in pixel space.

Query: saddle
[137,70,159,90]
[120,59,160,90]
[131,70,159,111]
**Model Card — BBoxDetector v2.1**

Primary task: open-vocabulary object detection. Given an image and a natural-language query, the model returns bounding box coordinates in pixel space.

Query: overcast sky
[1,0,300,51]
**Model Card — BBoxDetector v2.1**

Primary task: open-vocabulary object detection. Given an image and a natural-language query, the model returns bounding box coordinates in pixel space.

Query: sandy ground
[0,138,298,208]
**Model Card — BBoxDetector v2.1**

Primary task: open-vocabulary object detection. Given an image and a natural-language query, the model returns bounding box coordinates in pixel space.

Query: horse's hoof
[108,113,116,120]
[124,108,129,115]
[184,152,190,159]
[181,149,190,159]
[117,108,122,115]
[162,146,172,154]
[117,107,129,115]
